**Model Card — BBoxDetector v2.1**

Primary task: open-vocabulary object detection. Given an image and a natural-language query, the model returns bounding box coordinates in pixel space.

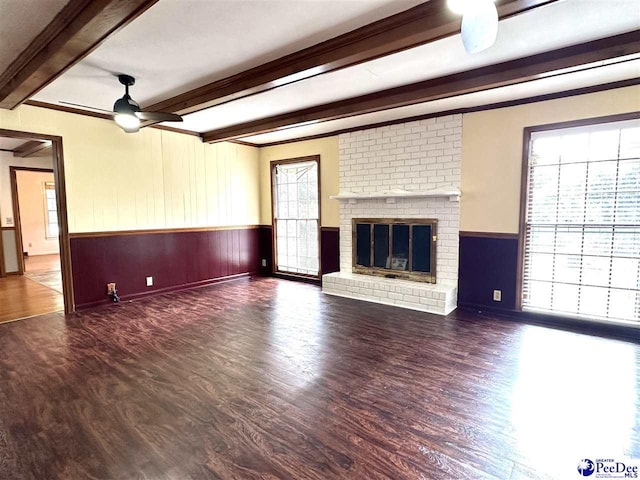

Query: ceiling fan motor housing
[113,95,140,114]
[111,73,183,132]
[118,74,135,87]
[114,74,140,114]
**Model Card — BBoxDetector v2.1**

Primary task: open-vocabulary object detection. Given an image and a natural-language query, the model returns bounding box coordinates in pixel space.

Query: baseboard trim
[75,272,255,310]
[458,302,640,341]
[273,271,321,285]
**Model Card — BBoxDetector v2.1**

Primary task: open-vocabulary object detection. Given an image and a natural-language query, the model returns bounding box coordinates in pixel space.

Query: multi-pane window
[272,159,319,276]
[44,182,58,238]
[522,118,640,324]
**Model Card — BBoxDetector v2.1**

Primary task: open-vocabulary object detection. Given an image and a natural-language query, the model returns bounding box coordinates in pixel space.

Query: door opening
[0,128,73,319]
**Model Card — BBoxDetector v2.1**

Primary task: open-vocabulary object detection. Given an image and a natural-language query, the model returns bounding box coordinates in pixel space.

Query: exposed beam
[0,0,158,110]
[202,31,640,143]
[253,79,640,148]
[143,0,557,118]
[13,140,52,158]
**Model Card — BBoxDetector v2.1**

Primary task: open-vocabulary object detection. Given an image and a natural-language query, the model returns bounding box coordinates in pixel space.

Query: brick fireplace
[322,114,461,315]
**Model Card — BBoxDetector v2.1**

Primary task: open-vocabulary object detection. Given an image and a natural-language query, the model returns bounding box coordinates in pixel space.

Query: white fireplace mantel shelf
[330,188,461,203]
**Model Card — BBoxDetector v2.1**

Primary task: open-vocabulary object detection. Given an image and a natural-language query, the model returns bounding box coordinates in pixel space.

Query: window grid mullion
[577,160,590,314]
[606,132,623,318]
[549,159,563,310]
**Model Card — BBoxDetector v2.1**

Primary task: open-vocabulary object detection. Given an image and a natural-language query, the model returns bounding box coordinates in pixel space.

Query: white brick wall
[337,114,461,287]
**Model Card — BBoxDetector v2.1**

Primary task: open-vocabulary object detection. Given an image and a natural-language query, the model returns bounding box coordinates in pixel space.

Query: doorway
[14,168,63,290]
[271,155,321,279]
[0,129,73,323]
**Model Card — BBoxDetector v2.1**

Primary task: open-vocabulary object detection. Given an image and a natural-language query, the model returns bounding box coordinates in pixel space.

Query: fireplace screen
[353,219,437,283]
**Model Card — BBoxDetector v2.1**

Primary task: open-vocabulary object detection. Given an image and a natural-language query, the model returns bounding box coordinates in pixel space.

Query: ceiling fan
[447,0,499,54]
[61,74,183,133]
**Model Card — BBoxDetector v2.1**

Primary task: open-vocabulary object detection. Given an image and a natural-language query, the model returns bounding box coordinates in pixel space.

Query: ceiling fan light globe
[461,0,499,54]
[114,113,140,131]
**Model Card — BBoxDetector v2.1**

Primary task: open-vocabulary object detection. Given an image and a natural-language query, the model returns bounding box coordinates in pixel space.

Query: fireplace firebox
[353,218,437,283]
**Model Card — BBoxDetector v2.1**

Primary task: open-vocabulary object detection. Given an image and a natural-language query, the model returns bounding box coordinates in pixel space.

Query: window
[272,158,319,276]
[522,118,640,324]
[44,182,58,238]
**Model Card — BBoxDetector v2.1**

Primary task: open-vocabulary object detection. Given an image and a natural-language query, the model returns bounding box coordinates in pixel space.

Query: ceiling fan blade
[59,101,115,115]
[461,0,498,54]
[135,111,183,123]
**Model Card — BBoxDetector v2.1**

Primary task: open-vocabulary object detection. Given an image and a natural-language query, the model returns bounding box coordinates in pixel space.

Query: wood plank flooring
[0,277,638,479]
[24,254,63,294]
[24,254,61,273]
[0,275,63,324]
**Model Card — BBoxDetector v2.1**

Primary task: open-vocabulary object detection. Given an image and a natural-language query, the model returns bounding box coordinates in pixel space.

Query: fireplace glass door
[272,158,320,277]
[353,219,436,283]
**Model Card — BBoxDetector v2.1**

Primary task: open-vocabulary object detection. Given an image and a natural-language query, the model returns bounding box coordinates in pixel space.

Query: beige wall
[2,86,637,238]
[0,151,54,227]
[259,137,340,227]
[16,170,59,256]
[0,105,260,233]
[461,85,640,234]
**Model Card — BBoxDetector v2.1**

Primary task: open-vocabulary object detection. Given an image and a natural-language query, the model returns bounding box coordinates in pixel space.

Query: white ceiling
[176,0,640,133]
[0,0,68,75]
[23,0,640,144]
[33,0,424,110]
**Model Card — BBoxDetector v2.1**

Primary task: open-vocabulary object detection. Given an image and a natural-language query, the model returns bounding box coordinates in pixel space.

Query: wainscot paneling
[320,227,340,275]
[70,227,260,308]
[458,232,519,311]
[258,225,273,276]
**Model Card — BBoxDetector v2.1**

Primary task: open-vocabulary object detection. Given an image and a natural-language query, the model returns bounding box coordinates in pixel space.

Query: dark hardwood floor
[0,277,638,479]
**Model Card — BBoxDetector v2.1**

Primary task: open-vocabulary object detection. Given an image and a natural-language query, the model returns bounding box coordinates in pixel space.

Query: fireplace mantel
[330,188,460,203]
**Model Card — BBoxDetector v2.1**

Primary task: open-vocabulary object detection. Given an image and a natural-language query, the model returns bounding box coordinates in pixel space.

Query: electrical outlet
[29,243,32,248]
[493,289,502,302]
[106,283,116,295]
[146,276,153,287]
[261,258,267,267]
[6,217,12,225]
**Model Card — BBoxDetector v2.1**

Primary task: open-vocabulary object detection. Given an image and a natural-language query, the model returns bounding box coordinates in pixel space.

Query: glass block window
[272,160,319,276]
[522,118,640,324]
